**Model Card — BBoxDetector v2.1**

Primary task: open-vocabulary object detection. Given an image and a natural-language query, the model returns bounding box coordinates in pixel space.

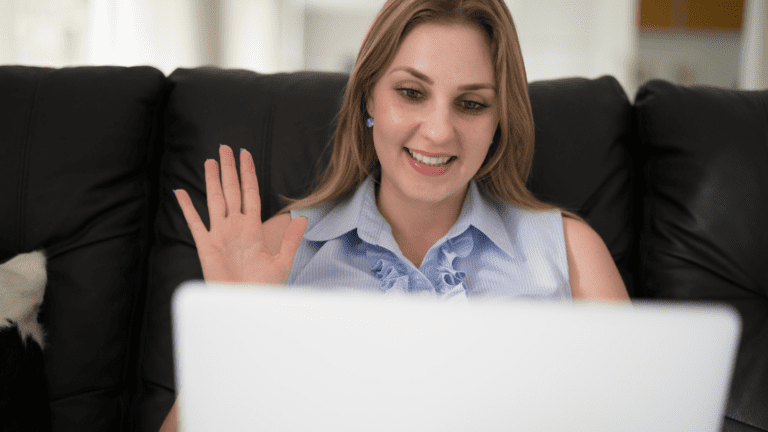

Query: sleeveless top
[288,176,572,302]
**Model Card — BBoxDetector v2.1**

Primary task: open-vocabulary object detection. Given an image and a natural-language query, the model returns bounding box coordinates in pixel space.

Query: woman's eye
[462,100,486,111]
[398,88,421,100]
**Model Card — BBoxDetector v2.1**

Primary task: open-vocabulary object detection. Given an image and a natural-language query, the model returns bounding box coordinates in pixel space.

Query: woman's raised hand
[174,144,307,285]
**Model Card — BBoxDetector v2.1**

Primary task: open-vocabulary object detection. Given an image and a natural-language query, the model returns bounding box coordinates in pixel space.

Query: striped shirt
[289,176,571,301]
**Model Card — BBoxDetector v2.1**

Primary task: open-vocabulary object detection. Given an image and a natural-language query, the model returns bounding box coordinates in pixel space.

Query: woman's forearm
[158,399,179,432]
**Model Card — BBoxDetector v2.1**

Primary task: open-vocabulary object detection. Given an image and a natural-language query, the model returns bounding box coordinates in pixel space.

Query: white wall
[297,0,638,96]
[638,32,742,89]
[221,0,281,73]
[0,0,16,64]
[86,0,200,74]
[1,0,90,67]
[285,0,385,73]
[504,0,638,95]
[0,0,216,75]
[1,0,763,93]
[739,0,768,89]
[303,6,375,73]
[278,0,307,72]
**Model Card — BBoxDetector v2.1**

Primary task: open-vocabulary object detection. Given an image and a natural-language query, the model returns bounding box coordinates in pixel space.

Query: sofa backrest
[0,66,166,429]
[1,65,765,432]
[129,67,350,431]
[635,80,768,431]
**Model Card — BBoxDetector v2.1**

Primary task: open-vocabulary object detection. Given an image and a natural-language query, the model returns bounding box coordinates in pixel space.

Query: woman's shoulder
[478,188,562,230]
[482,191,628,300]
[264,188,356,254]
[262,203,338,255]
[289,199,337,225]
[561,216,629,300]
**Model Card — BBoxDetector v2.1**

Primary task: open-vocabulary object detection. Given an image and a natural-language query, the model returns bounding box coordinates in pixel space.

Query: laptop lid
[172,281,741,432]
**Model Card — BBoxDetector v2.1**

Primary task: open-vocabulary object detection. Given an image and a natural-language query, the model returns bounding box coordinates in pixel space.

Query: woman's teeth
[407,148,453,166]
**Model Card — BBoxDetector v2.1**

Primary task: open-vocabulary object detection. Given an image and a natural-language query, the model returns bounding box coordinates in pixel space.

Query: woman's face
[368,21,499,207]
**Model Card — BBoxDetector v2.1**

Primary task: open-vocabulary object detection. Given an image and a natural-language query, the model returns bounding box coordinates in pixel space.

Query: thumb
[278,216,308,260]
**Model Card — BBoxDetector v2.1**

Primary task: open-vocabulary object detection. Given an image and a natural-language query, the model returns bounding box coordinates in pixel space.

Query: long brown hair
[282,0,570,218]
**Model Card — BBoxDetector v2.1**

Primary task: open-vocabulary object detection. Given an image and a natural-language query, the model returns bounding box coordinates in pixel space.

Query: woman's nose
[421,103,455,144]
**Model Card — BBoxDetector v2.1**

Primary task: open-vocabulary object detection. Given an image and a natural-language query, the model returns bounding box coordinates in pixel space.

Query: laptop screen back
[172,282,740,432]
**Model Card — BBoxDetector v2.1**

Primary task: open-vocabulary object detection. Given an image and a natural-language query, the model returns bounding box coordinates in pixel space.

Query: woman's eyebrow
[459,83,496,92]
[391,66,433,83]
[391,66,496,92]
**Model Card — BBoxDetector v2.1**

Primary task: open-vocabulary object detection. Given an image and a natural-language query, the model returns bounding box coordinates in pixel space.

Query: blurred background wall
[0,0,766,96]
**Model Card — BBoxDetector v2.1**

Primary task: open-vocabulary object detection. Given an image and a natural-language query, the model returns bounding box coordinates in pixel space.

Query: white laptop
[172,280,741,432]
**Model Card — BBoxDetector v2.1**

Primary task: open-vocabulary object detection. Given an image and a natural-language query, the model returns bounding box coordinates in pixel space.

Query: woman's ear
[365,93,375,119]
[360,92,375,120]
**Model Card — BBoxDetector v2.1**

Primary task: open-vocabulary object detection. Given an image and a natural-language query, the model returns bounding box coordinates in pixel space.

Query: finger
[205,159,226,221]
[174,189,209,244]
[239,148,262,220]
[219,144,242,217]
[278,216,308,260]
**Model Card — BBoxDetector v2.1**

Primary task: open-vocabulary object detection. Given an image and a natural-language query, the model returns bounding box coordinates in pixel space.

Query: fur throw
[0,250,51,432]
[1,250,47,347]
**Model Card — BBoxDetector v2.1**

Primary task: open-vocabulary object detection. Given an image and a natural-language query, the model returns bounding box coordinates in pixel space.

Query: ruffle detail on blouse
[367,246,411,296]
[366,229,474,300]
[434,229,474,300]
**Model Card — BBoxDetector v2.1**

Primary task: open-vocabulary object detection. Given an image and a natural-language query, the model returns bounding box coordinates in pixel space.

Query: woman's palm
[174,145,307,285]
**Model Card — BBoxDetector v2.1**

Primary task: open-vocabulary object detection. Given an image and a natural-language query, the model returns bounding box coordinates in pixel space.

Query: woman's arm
[562,217,630,301]
[157,213,294,432]
[158,400,178,432]
[158,213,295,432]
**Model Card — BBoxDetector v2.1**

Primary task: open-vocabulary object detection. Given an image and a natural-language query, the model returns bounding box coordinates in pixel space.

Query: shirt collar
[446,180,516,259]
[302,176,516,258]
[302,176,374,242]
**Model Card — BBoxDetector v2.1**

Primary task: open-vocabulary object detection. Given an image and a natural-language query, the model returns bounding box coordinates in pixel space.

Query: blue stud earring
[366,117,374,128]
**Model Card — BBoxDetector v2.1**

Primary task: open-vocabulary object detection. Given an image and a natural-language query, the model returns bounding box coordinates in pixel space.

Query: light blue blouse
[289,176,572,301]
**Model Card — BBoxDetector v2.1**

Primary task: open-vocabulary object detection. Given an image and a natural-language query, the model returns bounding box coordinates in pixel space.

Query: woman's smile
[403,147,456,176]
[406,148,456,166]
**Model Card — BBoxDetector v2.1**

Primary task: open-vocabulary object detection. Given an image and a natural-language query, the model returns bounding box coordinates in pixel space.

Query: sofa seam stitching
[259,75,277,218]
[18,69,43,252]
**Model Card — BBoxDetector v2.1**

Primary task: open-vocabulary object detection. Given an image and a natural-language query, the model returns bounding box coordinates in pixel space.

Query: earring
[366,117,374,128]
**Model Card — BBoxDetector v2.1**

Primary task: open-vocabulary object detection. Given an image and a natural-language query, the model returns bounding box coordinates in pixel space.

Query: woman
[165,0,628,429]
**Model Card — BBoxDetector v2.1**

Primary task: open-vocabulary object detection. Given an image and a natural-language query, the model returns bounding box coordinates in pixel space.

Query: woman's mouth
[404,148,456,176]
[405,148,456,167]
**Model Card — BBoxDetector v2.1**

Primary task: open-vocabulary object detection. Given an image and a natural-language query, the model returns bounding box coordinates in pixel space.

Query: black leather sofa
[0,65,765,431]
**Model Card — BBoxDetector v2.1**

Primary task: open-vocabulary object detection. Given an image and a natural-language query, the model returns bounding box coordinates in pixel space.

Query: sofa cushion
[635,79,768,431]
[0,66,166,431]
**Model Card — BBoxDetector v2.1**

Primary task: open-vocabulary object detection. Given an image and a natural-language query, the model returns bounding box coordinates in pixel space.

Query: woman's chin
[376,152,476,207]
[381,172,469,207]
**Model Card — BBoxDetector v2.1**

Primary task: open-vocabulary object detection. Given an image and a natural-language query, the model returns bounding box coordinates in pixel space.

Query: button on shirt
[288,176,572,301]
